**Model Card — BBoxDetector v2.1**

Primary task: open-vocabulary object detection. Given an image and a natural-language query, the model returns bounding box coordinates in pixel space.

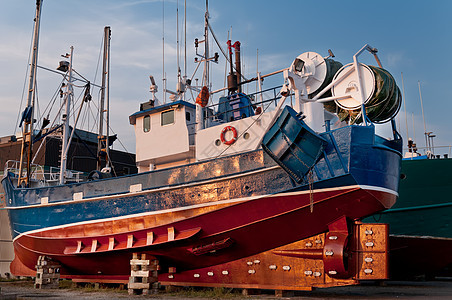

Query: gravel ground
[1,279,452,299]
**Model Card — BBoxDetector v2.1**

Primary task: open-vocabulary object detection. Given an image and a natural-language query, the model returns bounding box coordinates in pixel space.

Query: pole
[196,0,208,132]
[97,26,110,170]
[18,0,43,187]
[184,0,187,101]
[59,46,74,184]
[162,0,166,103]
[105,27,111,168]
[418,81,428,151]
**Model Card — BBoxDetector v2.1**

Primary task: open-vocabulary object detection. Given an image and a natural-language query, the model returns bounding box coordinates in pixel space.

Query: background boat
[366,152,452,278]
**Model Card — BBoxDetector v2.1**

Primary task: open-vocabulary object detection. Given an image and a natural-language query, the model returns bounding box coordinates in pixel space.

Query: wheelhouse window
[161,110,174,126]
[143,115,150,132]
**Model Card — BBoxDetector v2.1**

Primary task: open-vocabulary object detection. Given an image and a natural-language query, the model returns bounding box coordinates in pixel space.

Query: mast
[105,27,111,169]
[203,0,209,88]
[162,1,166,103]
[184,0,187,100]
[17,0,43,187]
[97,26,111,170]
[418,81,428,152]
[234,41,241,93]
[59,46,74,184]
[195,0,209,131]
[401,72,409,142]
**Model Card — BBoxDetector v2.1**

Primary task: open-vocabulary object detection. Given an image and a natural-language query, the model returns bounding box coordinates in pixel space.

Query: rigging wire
[15,11,37,132]
[223,29,230,97]
[34,76,41,127]
[206,20,248,82]
[93,31,105,86]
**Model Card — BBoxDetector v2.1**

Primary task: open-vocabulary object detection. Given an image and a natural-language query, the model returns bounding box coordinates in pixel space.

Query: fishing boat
[2,0,403,289]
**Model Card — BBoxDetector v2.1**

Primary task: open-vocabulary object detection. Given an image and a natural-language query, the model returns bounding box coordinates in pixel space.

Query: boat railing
[4,160,46,182]
[185,84,288,141]
[3,160,84,186]
[403,145,452,159]
[48,166,83,183]
[202,85,286,126]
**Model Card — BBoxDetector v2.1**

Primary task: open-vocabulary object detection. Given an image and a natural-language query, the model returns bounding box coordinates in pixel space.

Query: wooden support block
[128,282,150,289]
[129,253,157,295]
[165,285,182,292]
[242,288,261,296]
[128,288,149,295]
[275,290,294,297]
[131,270,150,277]
[34,256,61,289]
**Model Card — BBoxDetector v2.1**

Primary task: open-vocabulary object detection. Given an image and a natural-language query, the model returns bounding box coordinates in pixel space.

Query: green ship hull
[366,157,452,278]
[370,158,452,238]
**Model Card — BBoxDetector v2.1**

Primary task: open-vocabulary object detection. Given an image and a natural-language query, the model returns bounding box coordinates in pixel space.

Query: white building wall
[0,209,14,278]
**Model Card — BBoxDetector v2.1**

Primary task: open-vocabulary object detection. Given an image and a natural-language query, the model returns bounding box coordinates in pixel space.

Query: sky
[0,0,451,155]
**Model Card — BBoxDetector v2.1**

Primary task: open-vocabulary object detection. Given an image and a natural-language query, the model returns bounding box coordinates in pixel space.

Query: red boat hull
[11,185,395,279]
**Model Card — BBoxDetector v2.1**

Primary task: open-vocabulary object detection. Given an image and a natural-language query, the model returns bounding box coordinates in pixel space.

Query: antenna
[162,1,166,103]
[177,0,180,79]
[149,75,158,104]
[184,1,187,77]
[184,0,187,100]
[418,81,428,152]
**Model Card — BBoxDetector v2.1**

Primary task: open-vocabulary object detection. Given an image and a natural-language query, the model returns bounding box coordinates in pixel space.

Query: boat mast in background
[401,72,409,142]
[17,0,43,187]
[418,81,427,150]
[59,46,74,184]
[418,81,435,155]
[97,26,112,171]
